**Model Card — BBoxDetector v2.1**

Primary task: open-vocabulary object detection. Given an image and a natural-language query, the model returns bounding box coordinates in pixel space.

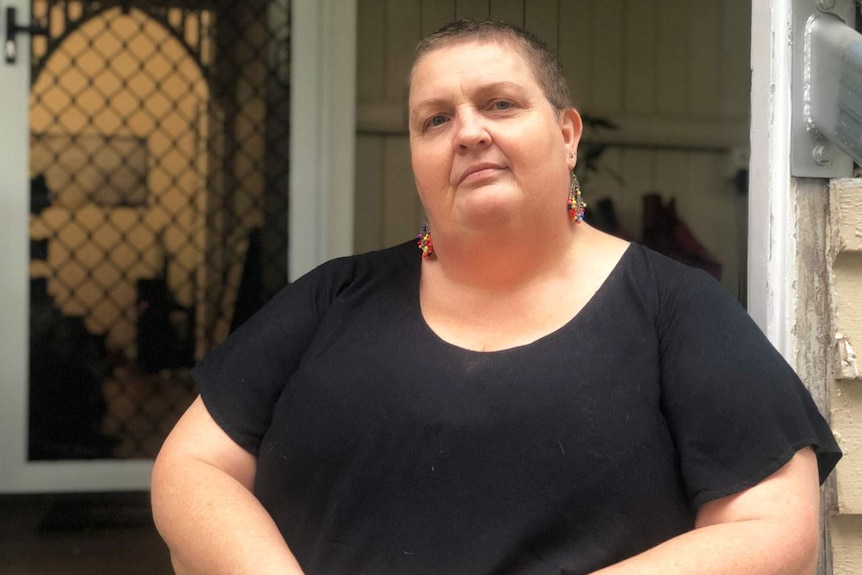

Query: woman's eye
[426,115,448,129]
[492,100,513,111]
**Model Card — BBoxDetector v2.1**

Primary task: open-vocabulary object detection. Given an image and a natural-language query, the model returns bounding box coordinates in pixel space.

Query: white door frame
[0,0,356,493]
[748,0,796,360]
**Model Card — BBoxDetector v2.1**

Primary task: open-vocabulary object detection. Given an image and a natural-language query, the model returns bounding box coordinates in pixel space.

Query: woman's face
[408,40,581,233]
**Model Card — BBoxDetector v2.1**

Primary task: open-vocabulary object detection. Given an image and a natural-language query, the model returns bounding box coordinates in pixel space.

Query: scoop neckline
[412,242,635,356]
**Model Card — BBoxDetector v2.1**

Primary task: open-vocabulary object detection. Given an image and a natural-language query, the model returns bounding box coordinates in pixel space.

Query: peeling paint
[833,431,847,453]
[837,332,860,379]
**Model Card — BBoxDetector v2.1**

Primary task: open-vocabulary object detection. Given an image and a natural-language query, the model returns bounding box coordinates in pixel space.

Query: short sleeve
[656,266,841,508]
[193,257,356,455]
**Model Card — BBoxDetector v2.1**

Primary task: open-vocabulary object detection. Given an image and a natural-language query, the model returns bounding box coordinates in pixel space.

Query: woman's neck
[426,219,590,292]
[417,222,629,353]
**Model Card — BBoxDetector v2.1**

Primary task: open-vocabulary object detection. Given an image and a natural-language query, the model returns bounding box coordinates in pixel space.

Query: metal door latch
[4,5,48,65]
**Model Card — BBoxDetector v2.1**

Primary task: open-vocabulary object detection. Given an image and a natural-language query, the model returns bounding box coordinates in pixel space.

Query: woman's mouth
[457,163,505,185]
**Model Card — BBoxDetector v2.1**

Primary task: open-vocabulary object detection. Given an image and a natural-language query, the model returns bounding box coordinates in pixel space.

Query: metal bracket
[791,0,858,177]
[4,5,47,65]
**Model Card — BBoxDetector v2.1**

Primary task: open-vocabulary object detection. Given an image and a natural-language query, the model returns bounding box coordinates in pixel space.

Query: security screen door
[0,0,291,491]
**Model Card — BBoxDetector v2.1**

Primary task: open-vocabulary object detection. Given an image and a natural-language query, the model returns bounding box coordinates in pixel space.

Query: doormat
[38,492,155,532]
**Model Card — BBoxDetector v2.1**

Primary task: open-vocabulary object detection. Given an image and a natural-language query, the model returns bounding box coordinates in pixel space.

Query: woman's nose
[453,109,490,150]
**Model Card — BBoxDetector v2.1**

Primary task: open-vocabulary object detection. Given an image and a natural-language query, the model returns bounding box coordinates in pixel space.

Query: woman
[152,20,841,575]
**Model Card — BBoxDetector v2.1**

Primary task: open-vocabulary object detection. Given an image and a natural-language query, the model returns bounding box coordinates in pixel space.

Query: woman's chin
[452,191,524,227]
[456,206,516,230]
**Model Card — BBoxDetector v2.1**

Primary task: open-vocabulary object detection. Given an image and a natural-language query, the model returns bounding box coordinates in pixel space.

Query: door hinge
[4,5,48,65]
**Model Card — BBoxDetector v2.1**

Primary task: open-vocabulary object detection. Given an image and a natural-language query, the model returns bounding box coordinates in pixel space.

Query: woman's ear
[560,108,583,163]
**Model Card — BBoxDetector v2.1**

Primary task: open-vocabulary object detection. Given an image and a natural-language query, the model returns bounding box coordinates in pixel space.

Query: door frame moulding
[748,0,796,360]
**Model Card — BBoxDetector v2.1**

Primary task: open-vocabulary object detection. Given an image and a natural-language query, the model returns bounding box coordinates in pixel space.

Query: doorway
[25,0,291,461]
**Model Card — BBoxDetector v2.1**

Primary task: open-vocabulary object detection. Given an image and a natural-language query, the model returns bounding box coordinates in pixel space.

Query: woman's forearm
[589,518,817,575]
[591,448,820,575]
[152,453,305,575]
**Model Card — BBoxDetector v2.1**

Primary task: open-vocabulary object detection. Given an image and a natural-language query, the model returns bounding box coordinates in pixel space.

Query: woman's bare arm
[151,396,305,575]
[590,447,821,575]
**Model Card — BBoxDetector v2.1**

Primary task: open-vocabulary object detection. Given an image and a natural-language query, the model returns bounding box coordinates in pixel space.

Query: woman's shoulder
[353,239,420,272]
[623,242,726,296]
[235,240,418,341]
[606,242,745,332]
[299,239,418,283]
[624,241,704,279]
[283,239,419,309]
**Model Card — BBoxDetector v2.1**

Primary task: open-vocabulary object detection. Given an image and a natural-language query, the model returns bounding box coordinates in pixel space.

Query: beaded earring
[417,223,434,259]
[567,172,586,223]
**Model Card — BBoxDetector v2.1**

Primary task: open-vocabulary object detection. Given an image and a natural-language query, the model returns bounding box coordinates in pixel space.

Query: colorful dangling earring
[567,172,586,223]
[417,223,434,259]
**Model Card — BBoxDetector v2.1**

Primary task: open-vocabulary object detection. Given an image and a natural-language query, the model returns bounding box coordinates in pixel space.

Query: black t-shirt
[195,240,841,575]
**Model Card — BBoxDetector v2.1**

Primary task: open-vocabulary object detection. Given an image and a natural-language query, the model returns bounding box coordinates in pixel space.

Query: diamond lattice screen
[28,0,290,460]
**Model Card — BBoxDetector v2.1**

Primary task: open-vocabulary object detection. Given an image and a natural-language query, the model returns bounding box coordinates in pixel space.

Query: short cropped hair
[412,19,572,111]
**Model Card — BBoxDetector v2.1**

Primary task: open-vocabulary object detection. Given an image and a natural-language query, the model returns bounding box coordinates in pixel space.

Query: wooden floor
[0,492,174,575]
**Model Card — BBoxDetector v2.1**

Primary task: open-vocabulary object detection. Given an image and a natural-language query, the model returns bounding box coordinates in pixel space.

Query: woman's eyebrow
[474,80,526,95]
[411,98,449,114]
